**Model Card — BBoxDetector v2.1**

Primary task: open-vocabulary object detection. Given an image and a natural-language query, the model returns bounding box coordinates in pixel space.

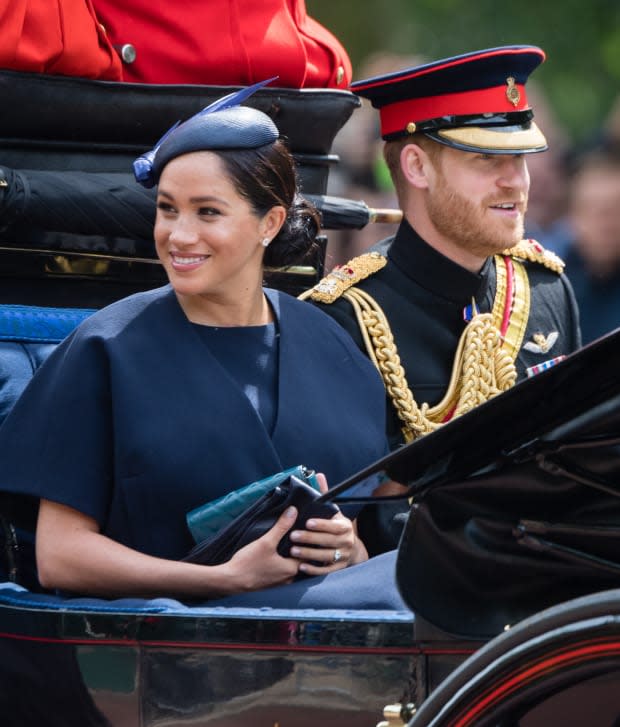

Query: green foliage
[307,0,620,143]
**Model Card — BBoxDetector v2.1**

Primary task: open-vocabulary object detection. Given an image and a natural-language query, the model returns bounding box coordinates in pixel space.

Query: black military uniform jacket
[309,220,582,552]
[312,219,581,443]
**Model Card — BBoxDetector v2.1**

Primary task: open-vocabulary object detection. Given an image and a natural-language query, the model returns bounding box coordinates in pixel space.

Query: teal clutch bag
[186,465,319,544]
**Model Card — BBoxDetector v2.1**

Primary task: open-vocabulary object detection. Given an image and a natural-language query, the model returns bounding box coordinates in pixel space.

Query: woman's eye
[156,202,176,214]
[198,207,219,216]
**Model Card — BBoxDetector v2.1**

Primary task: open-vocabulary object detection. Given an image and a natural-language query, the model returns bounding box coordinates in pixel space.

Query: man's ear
[400,143,433,189]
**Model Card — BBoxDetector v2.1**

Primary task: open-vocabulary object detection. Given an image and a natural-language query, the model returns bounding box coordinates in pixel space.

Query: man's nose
[497,157,529,190]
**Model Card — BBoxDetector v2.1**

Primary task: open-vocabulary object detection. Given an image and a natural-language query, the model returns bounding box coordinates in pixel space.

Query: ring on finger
[333,548,343,564]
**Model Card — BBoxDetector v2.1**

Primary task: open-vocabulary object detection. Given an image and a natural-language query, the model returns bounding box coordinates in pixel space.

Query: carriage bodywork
[1,69,620,726]
[0,583,493,727]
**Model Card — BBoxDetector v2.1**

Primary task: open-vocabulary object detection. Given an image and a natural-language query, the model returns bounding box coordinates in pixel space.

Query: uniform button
[115,44,137,64]
[336,66,345,85]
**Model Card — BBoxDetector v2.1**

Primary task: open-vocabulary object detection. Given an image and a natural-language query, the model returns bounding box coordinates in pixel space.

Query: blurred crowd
[326,52,620,345]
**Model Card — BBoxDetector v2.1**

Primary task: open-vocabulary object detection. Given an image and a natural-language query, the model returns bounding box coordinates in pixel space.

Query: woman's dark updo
[213,139,320,268]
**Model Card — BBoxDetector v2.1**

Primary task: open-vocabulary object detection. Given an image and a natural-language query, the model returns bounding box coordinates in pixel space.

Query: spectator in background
[606,95,620,142]
[564,144,620,343]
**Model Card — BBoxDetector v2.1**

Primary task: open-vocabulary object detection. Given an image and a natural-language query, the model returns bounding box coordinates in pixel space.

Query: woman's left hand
[286,473,368,574]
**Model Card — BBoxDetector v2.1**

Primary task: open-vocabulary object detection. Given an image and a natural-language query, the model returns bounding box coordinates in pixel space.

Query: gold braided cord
[299,248,532,443]
[343,287,517,442]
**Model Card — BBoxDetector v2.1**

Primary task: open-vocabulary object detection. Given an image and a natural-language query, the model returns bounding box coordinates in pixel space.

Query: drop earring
[261,238,271,247]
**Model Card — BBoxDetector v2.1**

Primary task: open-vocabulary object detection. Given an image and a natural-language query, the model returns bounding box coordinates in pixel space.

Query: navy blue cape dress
[0,286,391,566]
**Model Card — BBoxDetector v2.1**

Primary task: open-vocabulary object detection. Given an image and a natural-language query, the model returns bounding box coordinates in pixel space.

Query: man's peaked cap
[351,46,548,154]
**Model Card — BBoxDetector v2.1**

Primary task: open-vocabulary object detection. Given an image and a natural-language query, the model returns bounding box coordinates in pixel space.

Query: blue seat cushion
[0,581,414,621]
[0,305,96,425]
[0,341,58,425]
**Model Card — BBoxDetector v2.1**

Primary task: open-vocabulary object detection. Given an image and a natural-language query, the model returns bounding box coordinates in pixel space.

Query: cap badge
[505,77,520,107]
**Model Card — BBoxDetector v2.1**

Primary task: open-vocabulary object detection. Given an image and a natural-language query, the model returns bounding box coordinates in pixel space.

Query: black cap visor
[385,111,547,154]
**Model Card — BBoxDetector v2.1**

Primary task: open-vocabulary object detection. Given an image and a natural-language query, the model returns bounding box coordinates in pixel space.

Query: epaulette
[301,251,387,304]
[502,239,565,275]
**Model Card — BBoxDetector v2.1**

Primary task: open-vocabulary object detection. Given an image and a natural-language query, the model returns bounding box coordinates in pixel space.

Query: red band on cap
[380,84,529,137]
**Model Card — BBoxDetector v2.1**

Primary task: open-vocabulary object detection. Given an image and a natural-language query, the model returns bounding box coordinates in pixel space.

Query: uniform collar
[387,218,492,303]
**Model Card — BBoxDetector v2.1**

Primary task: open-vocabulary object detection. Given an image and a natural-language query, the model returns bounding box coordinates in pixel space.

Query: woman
[0,88,391,601]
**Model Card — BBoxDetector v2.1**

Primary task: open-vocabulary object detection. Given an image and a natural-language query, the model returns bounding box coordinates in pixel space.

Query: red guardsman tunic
[0,0,122,80]
[92,0,352,88]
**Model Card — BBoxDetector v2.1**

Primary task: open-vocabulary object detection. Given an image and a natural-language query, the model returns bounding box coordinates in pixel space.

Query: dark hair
[214,139,320,267]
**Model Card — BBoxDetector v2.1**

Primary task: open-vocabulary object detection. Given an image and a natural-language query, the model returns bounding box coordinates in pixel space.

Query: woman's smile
[169,252,211,271]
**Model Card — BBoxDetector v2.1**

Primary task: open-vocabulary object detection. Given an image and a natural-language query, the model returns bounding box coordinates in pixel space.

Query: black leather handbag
[183,475,339,566]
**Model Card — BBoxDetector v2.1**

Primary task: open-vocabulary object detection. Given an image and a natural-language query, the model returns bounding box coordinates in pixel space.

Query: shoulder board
[502,239,565,275]
[300,251,387,304]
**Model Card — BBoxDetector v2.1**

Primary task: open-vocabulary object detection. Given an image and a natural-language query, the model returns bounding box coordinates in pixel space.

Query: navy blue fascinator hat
[133,78,279,188]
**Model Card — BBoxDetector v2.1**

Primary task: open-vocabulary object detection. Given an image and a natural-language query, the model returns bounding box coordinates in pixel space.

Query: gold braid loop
[452,315,517,420]
[343,288,517,442]
[341,288,434,439]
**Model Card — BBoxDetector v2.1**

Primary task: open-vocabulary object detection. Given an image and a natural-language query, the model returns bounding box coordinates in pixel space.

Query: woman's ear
[261,205,287,241]
[400,143,433,189]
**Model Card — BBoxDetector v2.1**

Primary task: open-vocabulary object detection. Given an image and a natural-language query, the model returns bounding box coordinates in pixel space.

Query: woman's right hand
[226,506,301,592]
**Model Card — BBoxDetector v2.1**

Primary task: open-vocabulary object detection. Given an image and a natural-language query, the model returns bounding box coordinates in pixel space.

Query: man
[302,46,582,554]
[564,144,620,343]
